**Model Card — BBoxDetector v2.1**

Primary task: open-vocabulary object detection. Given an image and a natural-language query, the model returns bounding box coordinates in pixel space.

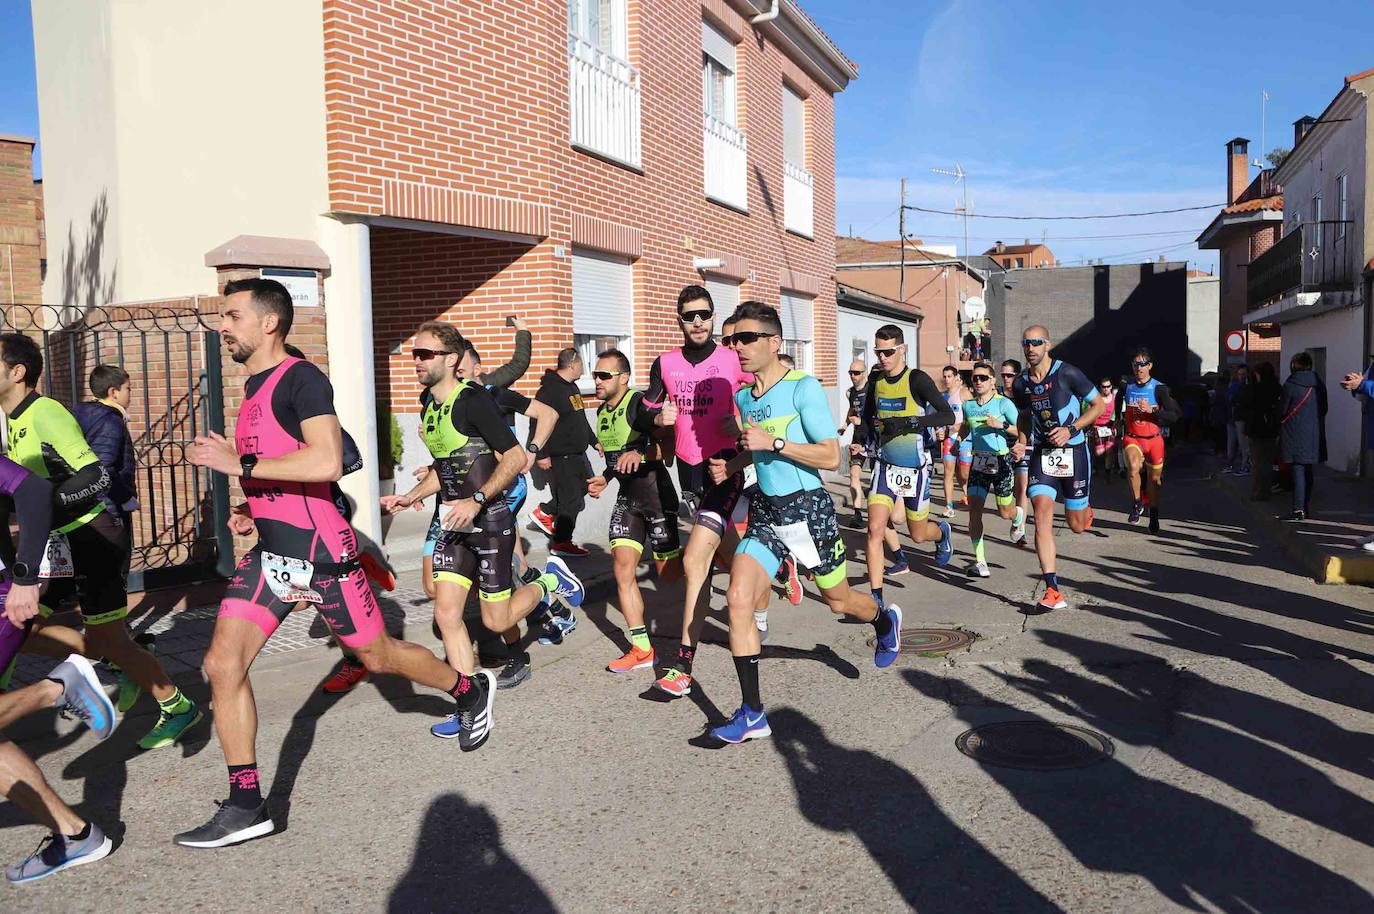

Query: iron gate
[0,302,232,590]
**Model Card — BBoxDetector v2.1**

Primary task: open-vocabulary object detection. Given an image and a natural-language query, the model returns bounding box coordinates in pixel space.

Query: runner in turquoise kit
[959,362,1025,578]
[707,302,896,745]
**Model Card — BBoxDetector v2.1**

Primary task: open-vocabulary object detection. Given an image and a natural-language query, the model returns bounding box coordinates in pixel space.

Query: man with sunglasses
[859,325,955,613]
[959,362,1025,577]
[706,301,898,744]
[1010,326,1105,611]
[840,359,873,528]
[1001,359,1030,545]
[1121,346,1180,534]
[644,286,753,698]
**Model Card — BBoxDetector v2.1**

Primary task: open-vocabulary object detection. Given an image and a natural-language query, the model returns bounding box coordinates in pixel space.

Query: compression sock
[628,626,651,653]
[675,645,696,675]
[227,764,262,809]
[973,536,987,564]
[1043,572,1059,591]
[157,688,192,716]
[734,654,762,712]
[871,587,884,610]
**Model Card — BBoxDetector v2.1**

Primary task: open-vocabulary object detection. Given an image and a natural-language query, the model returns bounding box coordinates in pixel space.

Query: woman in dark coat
[1279,351,1328,520]
[1243,362,1282,500]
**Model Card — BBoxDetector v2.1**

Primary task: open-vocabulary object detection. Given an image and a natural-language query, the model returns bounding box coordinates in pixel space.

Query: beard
[228,337,257,364]
[419,363,444,388]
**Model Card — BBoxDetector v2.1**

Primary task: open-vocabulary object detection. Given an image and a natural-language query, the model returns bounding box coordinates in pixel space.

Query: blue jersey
[1012,359,1098,447]
[963,394,1020,455]
[735,369,836,498]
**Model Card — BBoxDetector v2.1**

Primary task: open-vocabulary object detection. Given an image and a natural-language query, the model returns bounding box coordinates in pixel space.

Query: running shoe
[537,607,578,645]
[47,655,115,741]
[1128,501,1142,525]
[112,632,157,713]
[432,670,496,749]
[607,646,655,673]
[781,557,803,605]
[322,660,369,694]
[359,552,396,591]
[173,801,275,849]
[529,506,555,536]
[874,604,902,669]
[6,824,112,883]
[543,557,585,607]
[654,667,693,697]
[1360,535,1374,555]
[935,521,954,566]
[137,700,203,751]
[550,542,589,558]
[941,505,956,519]
[966,561,990,578]
[1233,467,1251,477]
[1038,587,1068,611]
[495,656,532,690]
[754,611,769,645]
[1148,508,1160,535]
[1010,507,1027,546]
[884,557,911,576]
[711,705,771,744]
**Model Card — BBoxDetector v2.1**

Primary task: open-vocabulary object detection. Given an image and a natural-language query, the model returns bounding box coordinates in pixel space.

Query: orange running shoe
[607,645,655,673]
[781,557,803,606]
[322,660,369,693]
[1038,587,1068,611]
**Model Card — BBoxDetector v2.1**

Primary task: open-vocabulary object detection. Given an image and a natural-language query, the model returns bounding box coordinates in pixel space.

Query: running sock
[628,626,651,652]
[734,654,762,712]
[227,764,262,809]
[1013,506,1024,528]
[448,673,481,710]
[534,572,559,598]
[871,587,884,610]
[675,645,696,674]
[65,822,92,841]
[527,600,553,626]
[871,605,894,637]
[1043,572,1059,591]
[157,688,192,716]
[973,536,986,564]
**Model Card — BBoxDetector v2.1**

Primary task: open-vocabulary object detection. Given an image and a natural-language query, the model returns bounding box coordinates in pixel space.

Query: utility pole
[932,164,968,358]
[898,177,906,302]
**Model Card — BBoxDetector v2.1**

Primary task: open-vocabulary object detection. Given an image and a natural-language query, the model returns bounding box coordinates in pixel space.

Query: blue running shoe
[935,521,954,567]
[874,604,903,668]
[47,655,115,741]
[1128,501,1142,525]
[711,705,771,744]
[884,557,910,576]
[543,557,585,608]
[537,607,578,645]
[430,712,463,739]
[5,823,112,884]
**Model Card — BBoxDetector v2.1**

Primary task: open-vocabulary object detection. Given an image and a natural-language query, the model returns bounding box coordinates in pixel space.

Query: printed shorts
[738,489,847,589]
[967,453,1015,504]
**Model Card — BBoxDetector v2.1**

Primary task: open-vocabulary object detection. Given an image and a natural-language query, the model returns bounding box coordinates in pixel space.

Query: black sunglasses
[971,374,992,382]
[848,370,864,376]
[1022,338,1049,348]
[592,370,624,381]
[729,330,776,345]
[1132,360,1151,368]
[874,347,899,357]
[999,371,1016,378]
[679,309,714,325]
[412,348,452,361]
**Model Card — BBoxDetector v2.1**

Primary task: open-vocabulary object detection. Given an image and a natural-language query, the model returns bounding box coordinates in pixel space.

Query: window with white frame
[1337,173,1348,238]
[567,0,639,166]
[701,20,747,210]
[569,0,625,57]
[777,291,815,371]
[782,84,813,236]
[782,85,806,166]
[701,21,737,126]
[572,248,634,392]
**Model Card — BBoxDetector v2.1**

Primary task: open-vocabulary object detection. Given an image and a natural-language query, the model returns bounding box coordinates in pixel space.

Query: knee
[1067,516,1088,534]
[351,639,391,675]
[203,644,248,687]
[824,594,849,615]
[725,580,757,616]
[433,600,465,630]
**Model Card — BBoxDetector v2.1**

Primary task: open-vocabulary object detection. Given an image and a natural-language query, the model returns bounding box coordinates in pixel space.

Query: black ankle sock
[449,672,482,710]
[227,764,262,809]
[676,644,696,674]
[66,822,92,841]
[872,607,893,637]
[734,654,762,712]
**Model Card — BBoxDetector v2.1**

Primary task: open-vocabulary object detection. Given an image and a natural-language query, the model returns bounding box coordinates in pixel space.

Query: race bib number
[38,534,75,580]
[1095,426,1113,439]
[971,452,1000,475]
[1040,448,1075,478]
[742,464,758,489]
[884,464,922,498]
[263,551,321,604]
[772,520,822,570]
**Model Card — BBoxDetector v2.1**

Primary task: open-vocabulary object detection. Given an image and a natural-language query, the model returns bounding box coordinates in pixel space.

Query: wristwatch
[239,453,259,480]
[11,562,33,585]
[472,490,488,507]
[771,437,786,453]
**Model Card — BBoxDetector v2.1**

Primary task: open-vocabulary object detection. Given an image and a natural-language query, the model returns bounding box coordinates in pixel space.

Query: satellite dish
[962,296,986,322]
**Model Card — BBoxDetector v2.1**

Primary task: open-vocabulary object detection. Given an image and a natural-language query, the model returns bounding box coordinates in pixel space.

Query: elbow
[823,444,841,472]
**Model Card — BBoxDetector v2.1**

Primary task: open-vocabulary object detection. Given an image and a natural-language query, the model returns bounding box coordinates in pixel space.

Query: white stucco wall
[1187,275,1219,377]
[34,0,329,304]
[1280,308,1366,473]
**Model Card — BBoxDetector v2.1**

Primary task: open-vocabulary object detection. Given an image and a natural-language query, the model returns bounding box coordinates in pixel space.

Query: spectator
[1340,356,1374,552]
[1242,362,1281,501]
[73,364,137,525]
[1225,365,1251,475]
[1279,351,1327,521]
[532,347,595,556]
[1208,373,1230,454]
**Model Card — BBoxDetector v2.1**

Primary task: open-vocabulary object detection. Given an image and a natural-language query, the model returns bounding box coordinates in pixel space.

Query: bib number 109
[884,464,921,497]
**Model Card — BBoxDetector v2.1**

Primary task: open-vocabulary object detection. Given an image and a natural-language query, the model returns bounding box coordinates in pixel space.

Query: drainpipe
[751,0,780,23]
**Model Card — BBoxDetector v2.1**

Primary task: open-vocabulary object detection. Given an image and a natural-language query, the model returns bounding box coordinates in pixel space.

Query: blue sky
[3,1,1372,271]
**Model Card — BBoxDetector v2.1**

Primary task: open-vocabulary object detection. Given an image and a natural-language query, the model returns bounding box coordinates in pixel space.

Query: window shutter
[782,86,805,165]
[778,291,814,341]
[572,249,633,336]
[701,20,736,72]
[705,277,740,333]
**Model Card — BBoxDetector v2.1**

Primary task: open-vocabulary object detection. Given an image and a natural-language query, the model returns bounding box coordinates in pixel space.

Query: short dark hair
[875,324,904,345]
[89,364,130,398]
[942,364,959,375]
[677,285,713,314]
[1002,359,1021,374]
[466,344,483,365]
[596,348,631,374]
[1099,376,1115,387]
[1292,351,1313,370]
[223,277,295,338]
[1132,345,1153,363]
[734,300,783,337]
[778,353,795,368]
[0,333,43,387]
[415,321,468,369]
[556,347,581,370]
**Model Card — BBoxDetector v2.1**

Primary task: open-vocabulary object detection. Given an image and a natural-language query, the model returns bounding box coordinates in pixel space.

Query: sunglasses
[848,370,864,376]
[999,371,1016,378]
[679,309,714,325]
[971,374,992,382]
[412,348,452,362]
[874,347,899,358]
[729,330,776,345]
[592,370,624,381]
[1022,338,1049,348]
[1132,361,1151,368]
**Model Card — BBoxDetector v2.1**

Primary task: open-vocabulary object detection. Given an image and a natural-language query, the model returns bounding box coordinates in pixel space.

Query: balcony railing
[568,34,641,168]
[784,160,813,237]
[703,113,748,211]
[1247,220,1355,308]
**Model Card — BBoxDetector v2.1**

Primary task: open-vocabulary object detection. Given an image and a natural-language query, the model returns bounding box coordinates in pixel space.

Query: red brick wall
[0,139,42,306]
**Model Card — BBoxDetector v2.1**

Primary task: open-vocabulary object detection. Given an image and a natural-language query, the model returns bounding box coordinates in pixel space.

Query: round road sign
[1225,330,1246,354]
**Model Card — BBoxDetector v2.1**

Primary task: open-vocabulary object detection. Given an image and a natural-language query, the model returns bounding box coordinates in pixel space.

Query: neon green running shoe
[137,701,202,751]
[115,669,141,714]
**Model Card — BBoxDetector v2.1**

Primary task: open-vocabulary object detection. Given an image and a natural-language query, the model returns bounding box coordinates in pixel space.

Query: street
[2,450,1372,913]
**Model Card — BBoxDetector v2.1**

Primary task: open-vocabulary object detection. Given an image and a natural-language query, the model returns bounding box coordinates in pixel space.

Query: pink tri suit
[219,357,383,649]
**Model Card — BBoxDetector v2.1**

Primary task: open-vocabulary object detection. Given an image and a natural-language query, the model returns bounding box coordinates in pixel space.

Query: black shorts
[609,473,681,561]
[967,453,1015,503]
[40,510,131,626]
[431,501,517,603]
[685,451,747,536]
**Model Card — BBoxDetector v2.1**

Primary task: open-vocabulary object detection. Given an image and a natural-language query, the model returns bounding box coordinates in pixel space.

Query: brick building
[0,135,42,306]
[984,240,1055,270]
[33,0,857,545]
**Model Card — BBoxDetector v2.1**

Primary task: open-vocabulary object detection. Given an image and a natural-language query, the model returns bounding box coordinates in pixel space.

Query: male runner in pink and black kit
[643,286,754,697]
[178,279,498,850]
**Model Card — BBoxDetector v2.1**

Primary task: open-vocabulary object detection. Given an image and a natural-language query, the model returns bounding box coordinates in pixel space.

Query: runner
[860,325,954,613]
[708,301,899,745]
[958,362,1025,578]
[0,333,200,750]
[1121,346,1180,534]
[381,321,585,736]
[1090,376,1119,481]
[840,359,870,528]
[585,349,683,673]
[643,287,752,699]
[1011,326,1106,611]
[1001,359,1030,545]
[938,365,972,517]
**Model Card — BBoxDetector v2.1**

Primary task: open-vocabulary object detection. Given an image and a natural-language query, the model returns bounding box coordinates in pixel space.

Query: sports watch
[772,437,786,453]
[240,453,259,480]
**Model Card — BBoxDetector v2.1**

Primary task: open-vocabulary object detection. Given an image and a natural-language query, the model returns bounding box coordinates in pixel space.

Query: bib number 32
[1040,447,1075,479]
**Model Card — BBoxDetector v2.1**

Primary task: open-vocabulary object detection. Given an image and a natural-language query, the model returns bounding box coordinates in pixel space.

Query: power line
[1057,239,1198,266]
[850,206,898,240]
[905,228,1202,242]
[903,202,1223,220]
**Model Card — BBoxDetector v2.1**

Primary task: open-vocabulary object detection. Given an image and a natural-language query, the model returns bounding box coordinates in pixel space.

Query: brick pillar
[0,135,42,306]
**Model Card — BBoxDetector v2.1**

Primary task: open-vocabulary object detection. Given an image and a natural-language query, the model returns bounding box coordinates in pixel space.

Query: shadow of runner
[768,707,1059,913]
[902,669,1374,912]
[389,792,557,914]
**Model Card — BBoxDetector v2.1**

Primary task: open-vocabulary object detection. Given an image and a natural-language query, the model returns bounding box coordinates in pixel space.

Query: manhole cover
[955,721,1114,770]
[865,627,976,655]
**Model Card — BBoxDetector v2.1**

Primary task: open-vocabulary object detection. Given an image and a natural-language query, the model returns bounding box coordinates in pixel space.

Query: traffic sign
[1225,330,1246,354]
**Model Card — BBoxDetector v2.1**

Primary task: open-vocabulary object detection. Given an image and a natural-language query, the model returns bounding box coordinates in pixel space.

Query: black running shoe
[495,656,531,690]
[174,801,274,849]
[458,670,496,752]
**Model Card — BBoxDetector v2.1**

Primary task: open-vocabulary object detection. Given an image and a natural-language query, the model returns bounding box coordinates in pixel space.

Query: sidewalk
[1213,456,1374,585]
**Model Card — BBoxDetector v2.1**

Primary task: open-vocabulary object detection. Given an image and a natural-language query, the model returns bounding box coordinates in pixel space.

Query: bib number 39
[263,551,321,604]
[884,464,921,498]
[1040,447,1075,479]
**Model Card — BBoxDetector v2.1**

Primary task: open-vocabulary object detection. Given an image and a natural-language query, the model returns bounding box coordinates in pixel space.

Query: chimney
[1293,115,1317,147]
[1023,238,1030,247]
[1226,137,1249,204]
[994,241,1005,253]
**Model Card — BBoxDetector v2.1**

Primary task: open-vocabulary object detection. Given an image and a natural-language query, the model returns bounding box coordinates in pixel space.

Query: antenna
[1252,89,1269,169]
